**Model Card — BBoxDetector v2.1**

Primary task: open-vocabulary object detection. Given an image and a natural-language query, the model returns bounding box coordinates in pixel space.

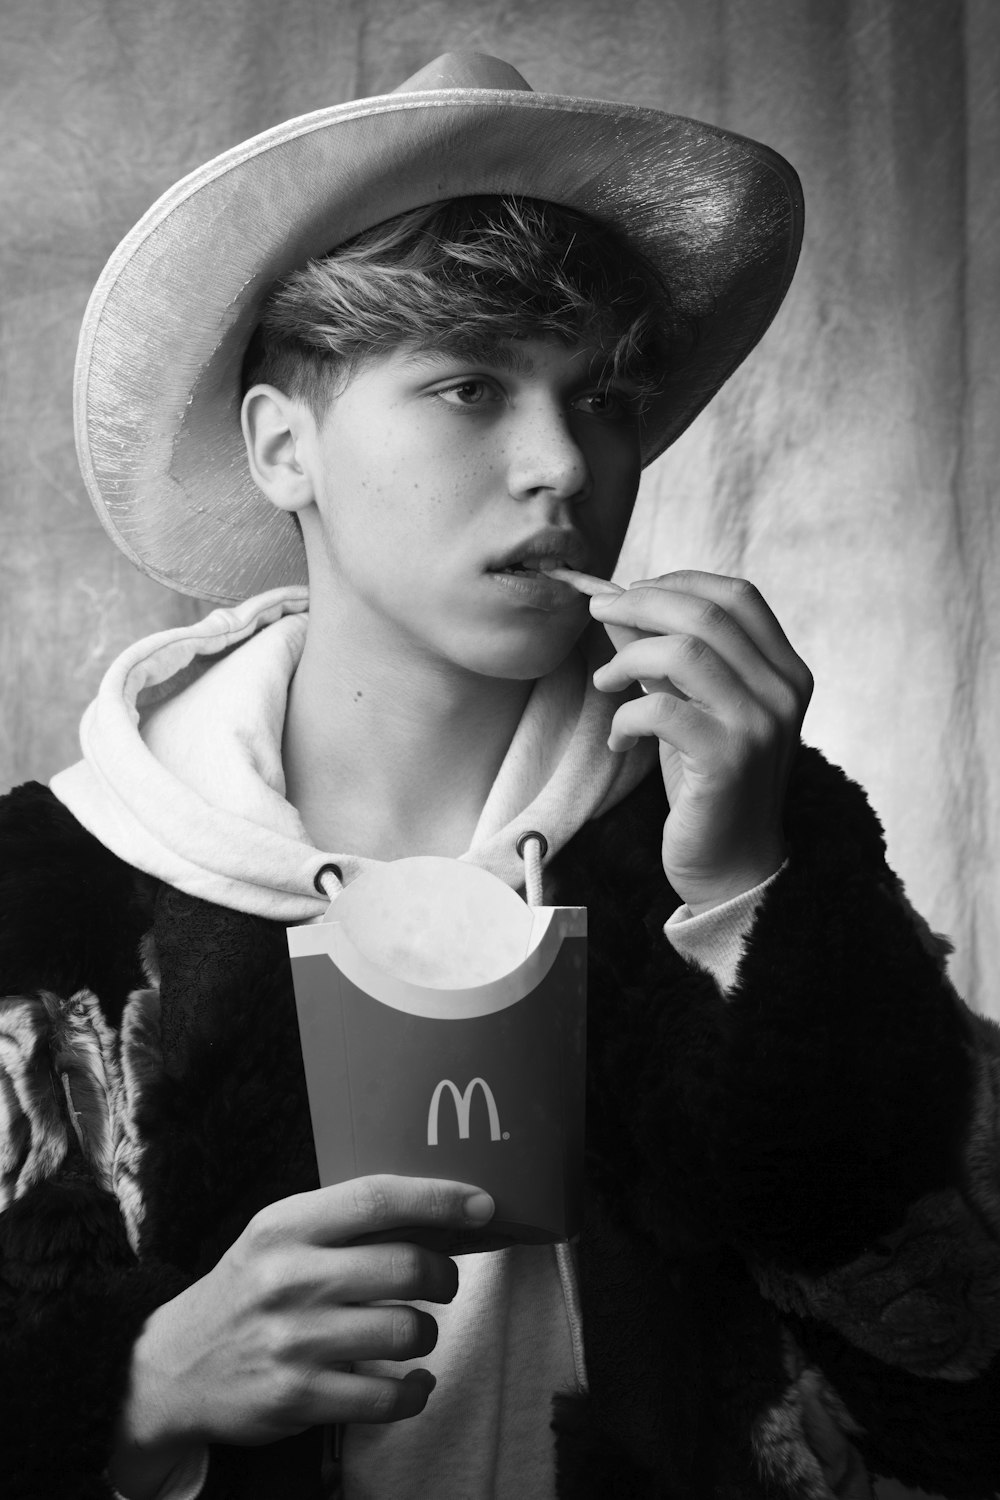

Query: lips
[488,529,588,574]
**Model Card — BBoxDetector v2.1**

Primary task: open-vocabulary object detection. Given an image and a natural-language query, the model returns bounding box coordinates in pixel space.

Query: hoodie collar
[50,587,657,921]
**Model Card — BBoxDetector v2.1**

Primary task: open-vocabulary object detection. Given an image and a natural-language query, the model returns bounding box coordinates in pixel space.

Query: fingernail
[589,593,614,610]
[408,1369,437,1393]
[464,1191,494,1223]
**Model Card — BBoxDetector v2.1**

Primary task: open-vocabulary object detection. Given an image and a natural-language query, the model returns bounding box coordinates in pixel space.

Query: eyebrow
[399,342,537,375]
[398,340,642,385]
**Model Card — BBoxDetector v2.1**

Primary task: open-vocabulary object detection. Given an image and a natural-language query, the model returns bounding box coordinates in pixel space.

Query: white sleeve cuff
[663,863,787,995]
[110,1446,209,1500]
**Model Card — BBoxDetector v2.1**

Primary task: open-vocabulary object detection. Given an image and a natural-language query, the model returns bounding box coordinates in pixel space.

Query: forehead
[370,335,636,381]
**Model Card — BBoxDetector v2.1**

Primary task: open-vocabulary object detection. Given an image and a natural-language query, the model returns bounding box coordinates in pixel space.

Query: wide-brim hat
[75,51,804,605]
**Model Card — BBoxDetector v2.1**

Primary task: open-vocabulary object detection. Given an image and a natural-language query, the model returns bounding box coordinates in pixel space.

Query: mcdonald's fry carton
[287,856,586,1252]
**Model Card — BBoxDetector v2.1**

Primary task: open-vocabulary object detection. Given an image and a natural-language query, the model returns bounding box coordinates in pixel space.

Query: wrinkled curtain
[2,0,997,1026]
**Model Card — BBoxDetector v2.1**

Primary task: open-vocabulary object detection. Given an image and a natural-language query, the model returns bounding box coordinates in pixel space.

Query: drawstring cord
[516,830,548,908]
[313,833,548,909]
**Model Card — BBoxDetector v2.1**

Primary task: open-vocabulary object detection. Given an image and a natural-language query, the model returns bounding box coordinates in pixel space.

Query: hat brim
[75,87,803,604]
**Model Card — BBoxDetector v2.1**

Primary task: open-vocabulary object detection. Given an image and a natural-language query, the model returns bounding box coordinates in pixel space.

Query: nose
[505,399,590,507]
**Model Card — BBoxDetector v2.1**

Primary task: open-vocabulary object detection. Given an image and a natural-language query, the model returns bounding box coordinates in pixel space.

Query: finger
[255,1175,494,1249]
[606,691,720,756]
[316,1303,440,1364]
[590,581,785,687]
[329,1240,460,1306]
[594,572,811,693]
[589,587,772,701]
[305,1367,437,1426]
[594,634,749,712]
[628,571,792,656]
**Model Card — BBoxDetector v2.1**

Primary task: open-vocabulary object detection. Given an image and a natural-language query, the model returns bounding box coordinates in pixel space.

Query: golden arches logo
[427,1077,502,1146]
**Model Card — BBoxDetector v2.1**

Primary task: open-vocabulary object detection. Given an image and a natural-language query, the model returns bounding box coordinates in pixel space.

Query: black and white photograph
[1,3,997,1497]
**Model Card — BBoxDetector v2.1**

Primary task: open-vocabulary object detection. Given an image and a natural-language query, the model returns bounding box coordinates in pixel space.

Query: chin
[460,631,583,683]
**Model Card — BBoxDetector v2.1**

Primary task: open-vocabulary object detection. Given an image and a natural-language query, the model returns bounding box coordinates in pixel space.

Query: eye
[573,387,636,420]
[434,379,500,408]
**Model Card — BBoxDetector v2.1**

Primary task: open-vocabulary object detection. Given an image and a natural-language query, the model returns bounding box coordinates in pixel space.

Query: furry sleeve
[567,746,1000,1494]
[716,748,1000,1492]
[0,785,189,1499]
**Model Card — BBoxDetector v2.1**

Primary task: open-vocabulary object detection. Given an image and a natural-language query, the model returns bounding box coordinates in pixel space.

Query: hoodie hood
[50,587,658,921]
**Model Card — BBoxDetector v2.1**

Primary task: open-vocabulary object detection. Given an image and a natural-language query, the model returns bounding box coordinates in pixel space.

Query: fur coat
[1,745,998,1500]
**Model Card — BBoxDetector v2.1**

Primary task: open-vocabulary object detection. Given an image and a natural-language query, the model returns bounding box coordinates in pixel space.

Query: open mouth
[485,557,583,610]
[494,558,566,575]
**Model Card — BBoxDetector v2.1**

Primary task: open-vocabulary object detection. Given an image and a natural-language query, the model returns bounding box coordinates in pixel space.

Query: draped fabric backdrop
[2,0,998,1033]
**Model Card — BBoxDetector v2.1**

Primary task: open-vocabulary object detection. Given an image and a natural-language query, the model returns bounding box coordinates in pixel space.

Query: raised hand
[560,568,812,913]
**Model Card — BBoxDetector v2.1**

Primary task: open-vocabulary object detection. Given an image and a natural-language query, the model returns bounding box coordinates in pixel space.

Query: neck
[283,601,533,861]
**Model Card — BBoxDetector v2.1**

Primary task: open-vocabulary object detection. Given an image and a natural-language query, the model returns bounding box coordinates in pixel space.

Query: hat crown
[393,51,533,95]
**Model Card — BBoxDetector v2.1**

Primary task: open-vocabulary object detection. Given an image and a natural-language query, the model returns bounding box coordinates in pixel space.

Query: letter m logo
[427,1077,502,1146]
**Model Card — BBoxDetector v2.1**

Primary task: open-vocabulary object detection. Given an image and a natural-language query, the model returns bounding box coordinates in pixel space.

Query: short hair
[241,195,683,417]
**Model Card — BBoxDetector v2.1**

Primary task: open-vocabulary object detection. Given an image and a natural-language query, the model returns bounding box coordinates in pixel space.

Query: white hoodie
[50,587,768,1500]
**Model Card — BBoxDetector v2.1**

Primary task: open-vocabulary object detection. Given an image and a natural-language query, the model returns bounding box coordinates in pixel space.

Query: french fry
[540,564,624,598]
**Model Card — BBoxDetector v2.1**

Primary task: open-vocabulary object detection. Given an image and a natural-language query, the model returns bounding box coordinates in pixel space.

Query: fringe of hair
[242,196,681,415]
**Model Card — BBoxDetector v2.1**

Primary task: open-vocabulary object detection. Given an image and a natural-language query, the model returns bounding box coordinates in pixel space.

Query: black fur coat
[1,746,998,1500]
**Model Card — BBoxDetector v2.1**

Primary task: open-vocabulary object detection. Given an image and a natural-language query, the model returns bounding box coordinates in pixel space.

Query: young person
[2,51,998,1500]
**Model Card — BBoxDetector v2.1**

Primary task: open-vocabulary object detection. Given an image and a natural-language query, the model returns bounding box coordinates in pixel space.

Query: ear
[241,385,316,513]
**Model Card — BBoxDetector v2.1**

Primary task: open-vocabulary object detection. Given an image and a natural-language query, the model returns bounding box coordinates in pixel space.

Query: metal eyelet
[515,830,548,860]
[313,862,343,895]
